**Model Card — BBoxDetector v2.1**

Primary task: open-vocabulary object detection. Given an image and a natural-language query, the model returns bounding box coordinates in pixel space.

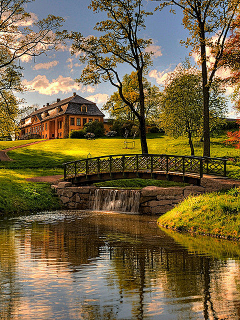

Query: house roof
[21,93,104,123]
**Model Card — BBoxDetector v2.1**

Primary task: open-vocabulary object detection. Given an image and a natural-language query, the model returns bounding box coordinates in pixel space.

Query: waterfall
[93,189,140,213]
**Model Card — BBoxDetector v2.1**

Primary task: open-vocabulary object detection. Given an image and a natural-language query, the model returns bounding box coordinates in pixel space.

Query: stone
[141,186,165,197]
[60,196,70,204]
[57,181,72,188]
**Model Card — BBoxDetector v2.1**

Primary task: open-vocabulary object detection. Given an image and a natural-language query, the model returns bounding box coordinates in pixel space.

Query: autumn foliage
[226,119,240,149]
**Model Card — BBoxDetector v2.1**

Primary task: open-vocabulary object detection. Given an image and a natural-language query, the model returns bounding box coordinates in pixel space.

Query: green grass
[0,133,240,216]
[158,188,240,239]
[94,178,188,189]
[0,169,61,215]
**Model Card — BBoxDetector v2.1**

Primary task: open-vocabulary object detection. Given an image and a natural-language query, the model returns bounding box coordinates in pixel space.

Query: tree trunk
[139,115,148,154]
[200,23,211,157]
[137,69,148,154]
[187,129,195,156]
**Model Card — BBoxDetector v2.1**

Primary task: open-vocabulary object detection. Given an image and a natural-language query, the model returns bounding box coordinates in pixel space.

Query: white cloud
[86,93,109,105]
[145,44,162,58]
[22,75,80,95]
[149,69,169,85]
[32,60,59,70]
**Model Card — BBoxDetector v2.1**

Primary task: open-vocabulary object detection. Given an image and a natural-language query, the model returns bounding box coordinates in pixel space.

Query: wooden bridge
[63,154,227,186]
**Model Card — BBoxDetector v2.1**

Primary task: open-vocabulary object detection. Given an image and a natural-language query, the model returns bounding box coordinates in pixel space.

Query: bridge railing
[63,154,227,180]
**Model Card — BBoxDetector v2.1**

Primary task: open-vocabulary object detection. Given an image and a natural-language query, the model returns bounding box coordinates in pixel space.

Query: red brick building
[19,93,105,139]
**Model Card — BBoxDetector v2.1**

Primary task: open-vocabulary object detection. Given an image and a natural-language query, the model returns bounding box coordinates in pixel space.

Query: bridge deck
[63,154,227,186]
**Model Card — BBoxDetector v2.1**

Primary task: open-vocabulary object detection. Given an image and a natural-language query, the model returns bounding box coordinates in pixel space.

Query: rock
[57,181,72,188]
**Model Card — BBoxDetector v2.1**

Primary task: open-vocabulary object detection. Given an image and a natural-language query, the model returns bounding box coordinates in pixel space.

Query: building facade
[19,93,105,140]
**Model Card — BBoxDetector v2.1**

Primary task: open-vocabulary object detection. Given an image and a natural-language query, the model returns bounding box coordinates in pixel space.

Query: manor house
[19,93,105,139]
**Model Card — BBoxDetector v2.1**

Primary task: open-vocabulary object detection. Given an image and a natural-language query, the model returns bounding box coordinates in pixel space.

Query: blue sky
[18,0,236,118]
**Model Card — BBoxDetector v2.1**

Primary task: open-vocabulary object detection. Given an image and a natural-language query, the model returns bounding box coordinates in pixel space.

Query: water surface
[1,211,240,319]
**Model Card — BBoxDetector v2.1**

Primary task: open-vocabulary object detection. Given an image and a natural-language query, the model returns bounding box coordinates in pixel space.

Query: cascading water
[93,189,140,213]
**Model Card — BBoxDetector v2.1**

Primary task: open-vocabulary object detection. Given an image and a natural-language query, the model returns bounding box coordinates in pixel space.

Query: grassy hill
[0,133,239,215]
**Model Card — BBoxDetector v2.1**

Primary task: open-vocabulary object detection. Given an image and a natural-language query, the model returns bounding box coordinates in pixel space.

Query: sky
[18,0,237,118]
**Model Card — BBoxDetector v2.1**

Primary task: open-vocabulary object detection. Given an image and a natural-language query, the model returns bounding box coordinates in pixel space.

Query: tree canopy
[64,0,154,154]
[154,0,240,156]
[0,0,64,136]
[160,63,227,155]
[103,72,161,124]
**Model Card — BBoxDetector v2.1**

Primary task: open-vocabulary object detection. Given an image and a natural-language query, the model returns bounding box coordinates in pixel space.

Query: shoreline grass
[157,188,240,240]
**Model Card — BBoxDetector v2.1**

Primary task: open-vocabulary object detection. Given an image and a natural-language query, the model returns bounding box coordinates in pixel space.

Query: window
[83,118,87,125]
[45,134,47,138]
[58,121,62,129]
[70,117,75,126]
[77,118,81,126]
[81,105,87,113]
[45,123,47,130]
[95,119,99,122]
[88,118,93,122]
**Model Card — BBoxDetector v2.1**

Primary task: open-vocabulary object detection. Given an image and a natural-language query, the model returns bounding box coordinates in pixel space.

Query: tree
[0,0,64,69]
[220,14,240,109]
[160,63,227,155]
[103,72,162,124]
[64,0,154,154]
[0,0,64,136]
[0,49,23,137]
[154,0,240,156]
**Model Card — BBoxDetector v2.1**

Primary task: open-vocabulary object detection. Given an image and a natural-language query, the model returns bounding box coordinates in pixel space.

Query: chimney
[35,108,38,111]
[43,105,45,108]
[57,98,60,103]
[73,92,76,96]
[47,103,49,106]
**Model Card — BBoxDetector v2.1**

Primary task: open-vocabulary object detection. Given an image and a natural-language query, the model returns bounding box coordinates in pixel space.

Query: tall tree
[64,0,154,154]
[0,0,64,135]
[103,72,162,124]
[0,0,64,68]
[154,0,240,156]
[160,63,227,155]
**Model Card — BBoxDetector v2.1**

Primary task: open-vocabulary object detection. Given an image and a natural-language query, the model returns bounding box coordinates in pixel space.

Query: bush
[149,126,160,133]
[84,121,105,137]
[69,130,86,139]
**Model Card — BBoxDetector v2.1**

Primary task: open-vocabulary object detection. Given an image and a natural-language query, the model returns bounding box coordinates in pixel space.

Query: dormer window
[57,106,62,113]
[81,105,87,113]
[44,111,49,117]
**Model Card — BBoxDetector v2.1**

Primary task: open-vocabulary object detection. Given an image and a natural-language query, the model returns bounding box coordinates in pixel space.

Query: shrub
[149,126,159,133]
[69,130,86,139]
[84,121,105,137]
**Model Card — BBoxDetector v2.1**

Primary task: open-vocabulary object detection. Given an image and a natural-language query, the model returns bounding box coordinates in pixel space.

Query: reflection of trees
[0,227,20,319]
[1,213,240,319]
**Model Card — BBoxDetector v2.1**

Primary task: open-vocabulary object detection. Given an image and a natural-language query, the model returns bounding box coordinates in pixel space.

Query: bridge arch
[63,154,227,186]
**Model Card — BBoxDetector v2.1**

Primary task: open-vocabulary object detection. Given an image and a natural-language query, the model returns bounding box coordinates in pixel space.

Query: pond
[1,211,240,320]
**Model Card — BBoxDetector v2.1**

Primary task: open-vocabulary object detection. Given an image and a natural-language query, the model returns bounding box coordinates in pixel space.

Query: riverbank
[157,187,240,240]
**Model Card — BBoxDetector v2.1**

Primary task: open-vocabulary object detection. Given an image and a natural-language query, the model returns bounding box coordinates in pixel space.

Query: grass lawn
[0,133,239,216]
[157,188,240,240]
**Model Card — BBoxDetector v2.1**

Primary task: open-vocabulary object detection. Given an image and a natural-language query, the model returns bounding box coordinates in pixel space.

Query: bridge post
[166,155,169,180]
[182,156,185,182]
[122,155,125,177]
[224,158,227,177]
[151,155,153,178]
[109,156,112,177]
[97,158,100,178]
[200,158,203,178]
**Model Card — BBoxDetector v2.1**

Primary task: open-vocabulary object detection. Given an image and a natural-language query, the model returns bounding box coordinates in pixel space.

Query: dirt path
[26,175,64,184]
[0,140,48,161]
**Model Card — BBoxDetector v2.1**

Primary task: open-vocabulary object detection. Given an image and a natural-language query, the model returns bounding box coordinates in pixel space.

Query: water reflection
[0,211,240,319]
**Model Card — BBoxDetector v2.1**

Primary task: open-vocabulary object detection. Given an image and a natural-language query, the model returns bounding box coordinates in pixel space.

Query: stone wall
[52,176,240,215]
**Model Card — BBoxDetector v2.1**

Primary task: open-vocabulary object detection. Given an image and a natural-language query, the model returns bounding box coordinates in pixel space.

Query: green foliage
[64,0,154,153]
[69,129,86,139]
[160,62,227,155]
[84,121,105,137]
[103,72,162,124]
